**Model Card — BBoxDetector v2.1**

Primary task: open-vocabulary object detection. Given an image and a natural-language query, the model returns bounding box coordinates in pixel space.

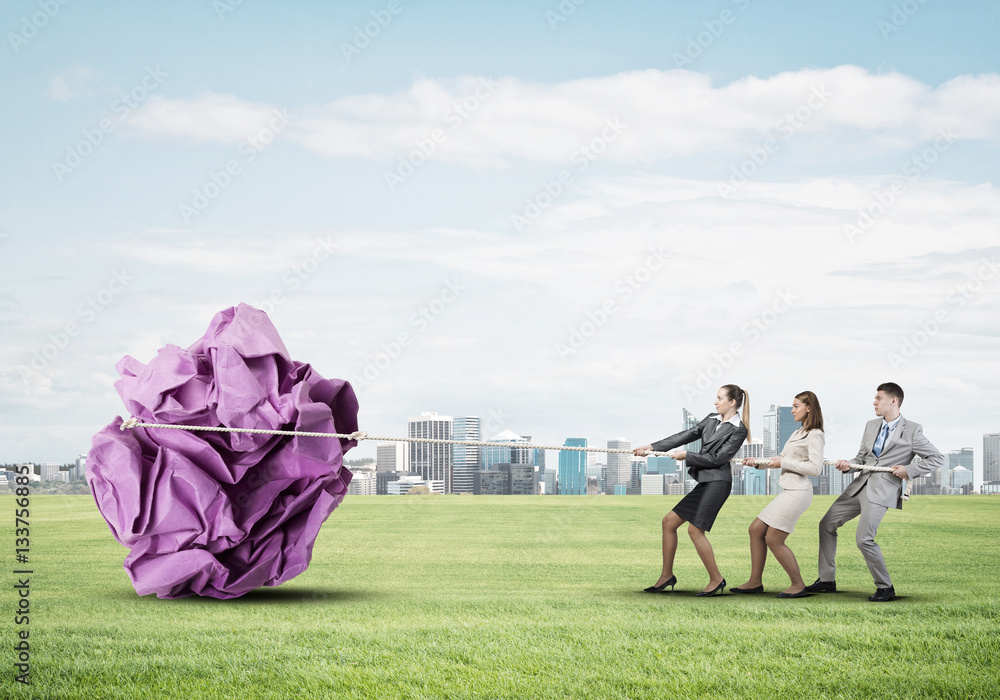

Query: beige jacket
[777,427,824,490]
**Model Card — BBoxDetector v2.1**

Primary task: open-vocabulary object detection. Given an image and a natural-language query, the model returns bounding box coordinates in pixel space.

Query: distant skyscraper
[742,467,767,495]
[984,434,1000,483]
[630,458,646,489]
[647,455,679,476]
[40,462,60,482]
[73,454,87,481]
[951,466,973,493]
[681,409,702,494]
[558,438,588,495]
[607,438,631,493]
[482,429,533,470]
[820,462,853,496]
[534,447,546,475]
[541,470,557,495]
[682,408,702,452]
[943,448,974,494]
[763,405,799,494]
[451,417,481,494]
[376,442,409,473]
[408,412,453,493]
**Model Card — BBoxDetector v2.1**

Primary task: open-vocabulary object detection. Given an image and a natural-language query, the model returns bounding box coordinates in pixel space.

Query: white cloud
[127,66,1000,165]
[127,93,289,144]
[47,65,99,102]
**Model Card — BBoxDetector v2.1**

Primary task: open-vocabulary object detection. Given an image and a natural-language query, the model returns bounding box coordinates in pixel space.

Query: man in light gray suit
[805,382,943,601]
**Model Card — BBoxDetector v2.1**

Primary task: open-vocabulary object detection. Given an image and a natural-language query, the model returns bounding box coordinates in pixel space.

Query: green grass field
[4,494,999,699]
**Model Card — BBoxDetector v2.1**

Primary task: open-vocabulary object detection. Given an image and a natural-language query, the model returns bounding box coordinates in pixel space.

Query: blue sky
[1,1,998,487]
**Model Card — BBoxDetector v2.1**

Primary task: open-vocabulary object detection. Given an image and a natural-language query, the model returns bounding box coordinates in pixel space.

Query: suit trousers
[817,479,891,588]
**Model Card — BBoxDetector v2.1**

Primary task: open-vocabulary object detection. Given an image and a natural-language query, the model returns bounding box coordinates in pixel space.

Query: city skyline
[6,401,995,491]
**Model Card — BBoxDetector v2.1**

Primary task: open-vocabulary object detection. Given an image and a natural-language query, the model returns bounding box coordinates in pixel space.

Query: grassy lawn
[4,494,999,699]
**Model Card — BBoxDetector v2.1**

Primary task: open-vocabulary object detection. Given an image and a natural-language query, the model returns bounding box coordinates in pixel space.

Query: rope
[117,417,895,472]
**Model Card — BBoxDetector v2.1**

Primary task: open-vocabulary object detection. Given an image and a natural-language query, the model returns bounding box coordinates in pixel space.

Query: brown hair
[877,382,904,407]
[794,390,824,432]
[720,384,751,443]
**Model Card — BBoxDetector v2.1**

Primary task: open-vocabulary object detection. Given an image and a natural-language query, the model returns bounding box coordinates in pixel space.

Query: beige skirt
[758,488,813,534]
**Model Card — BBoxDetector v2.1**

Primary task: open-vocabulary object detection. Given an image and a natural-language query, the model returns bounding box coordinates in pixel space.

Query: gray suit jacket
[651,414,748,483]
[843,416,943,509]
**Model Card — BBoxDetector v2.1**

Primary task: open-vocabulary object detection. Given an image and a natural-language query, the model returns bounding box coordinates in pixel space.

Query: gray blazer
[843,416,943,509]
[651,414,748,483]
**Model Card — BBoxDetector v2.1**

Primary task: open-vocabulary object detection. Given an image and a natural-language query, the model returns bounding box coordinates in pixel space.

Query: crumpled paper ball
[87,303,358,599]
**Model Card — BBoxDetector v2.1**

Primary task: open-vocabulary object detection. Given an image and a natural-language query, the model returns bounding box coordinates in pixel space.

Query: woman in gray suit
[731,391,824,598]
[634,384,750,597]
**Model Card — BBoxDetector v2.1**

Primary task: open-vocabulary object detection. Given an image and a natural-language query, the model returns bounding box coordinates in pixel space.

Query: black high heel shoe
[643,575,676,593]
[695,578,726,597]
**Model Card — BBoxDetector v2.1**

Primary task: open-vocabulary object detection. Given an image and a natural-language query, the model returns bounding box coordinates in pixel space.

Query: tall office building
[647,455,679,477]
[742,467,767,495]
[376,442,409,473]
[943,448,974,494]
[682,408,702,451]
[408,412,453,493]
[630,458,647,489]
[763,405,800,494]
[451,416,481,494]
[40,462,60,482]
[951,466,973,493]
[73,454,87,481]
[541,470,557,495]
[984,433,1000,484]
[534,447,547,476]
[738,439,764,461]
[558,438,588,495]
[587,463,605,493]
[607,438,631,493]
[820,462,854,496]
[680,409,702,494]
[482,430,533,470]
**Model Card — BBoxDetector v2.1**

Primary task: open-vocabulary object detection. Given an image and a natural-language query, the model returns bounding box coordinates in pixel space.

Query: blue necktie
[872,423,890,458]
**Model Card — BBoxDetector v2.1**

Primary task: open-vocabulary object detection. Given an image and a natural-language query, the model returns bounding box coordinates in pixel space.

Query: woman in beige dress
[730,391,824,598]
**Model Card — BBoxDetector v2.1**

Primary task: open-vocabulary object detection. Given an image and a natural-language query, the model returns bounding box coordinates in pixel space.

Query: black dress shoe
[729,585,764,594]
[868,586,896,602]
[695,578,726,597]
[776,589,810,598]
[804,578,837,593]
[643,575,676,593]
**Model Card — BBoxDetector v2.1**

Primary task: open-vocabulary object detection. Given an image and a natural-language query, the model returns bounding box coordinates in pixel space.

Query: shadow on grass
[633,589,918,603]
[108,586,381,605]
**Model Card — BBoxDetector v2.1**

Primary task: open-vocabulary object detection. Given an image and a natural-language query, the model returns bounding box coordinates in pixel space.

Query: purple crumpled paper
[86,303,358,599]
